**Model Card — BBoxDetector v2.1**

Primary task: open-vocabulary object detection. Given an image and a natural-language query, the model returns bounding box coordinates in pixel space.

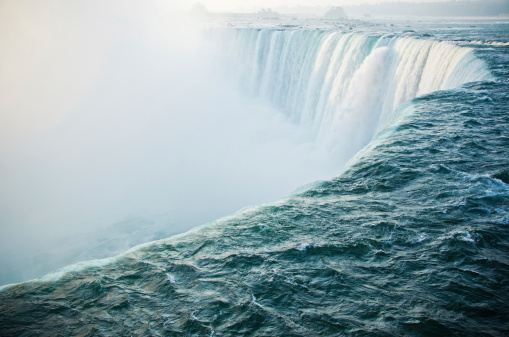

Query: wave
[1,24,508,336]
[2,75,507,336]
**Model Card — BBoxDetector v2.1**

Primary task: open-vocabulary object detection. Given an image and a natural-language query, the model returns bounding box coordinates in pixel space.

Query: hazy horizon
[183,0,509,16]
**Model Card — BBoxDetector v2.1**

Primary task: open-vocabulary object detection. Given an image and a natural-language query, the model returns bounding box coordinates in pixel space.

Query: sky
[180,0,462,12]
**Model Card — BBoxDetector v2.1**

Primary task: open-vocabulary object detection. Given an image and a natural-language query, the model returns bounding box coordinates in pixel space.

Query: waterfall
[209,28,493,155]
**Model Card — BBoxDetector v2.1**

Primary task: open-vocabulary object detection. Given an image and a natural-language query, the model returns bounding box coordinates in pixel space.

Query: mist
[0,1,341,284]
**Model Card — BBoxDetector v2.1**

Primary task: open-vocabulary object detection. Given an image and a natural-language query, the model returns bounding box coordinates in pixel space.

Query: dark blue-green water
[1,18,509,336]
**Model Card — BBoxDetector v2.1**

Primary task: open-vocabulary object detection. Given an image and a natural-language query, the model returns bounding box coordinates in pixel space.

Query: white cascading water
[210,29,493,160]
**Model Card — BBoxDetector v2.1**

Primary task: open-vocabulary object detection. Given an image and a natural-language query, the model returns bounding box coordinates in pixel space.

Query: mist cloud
[0,1,339,284]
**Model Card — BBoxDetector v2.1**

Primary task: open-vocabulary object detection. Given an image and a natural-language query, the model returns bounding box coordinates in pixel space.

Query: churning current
[1,16,509,337]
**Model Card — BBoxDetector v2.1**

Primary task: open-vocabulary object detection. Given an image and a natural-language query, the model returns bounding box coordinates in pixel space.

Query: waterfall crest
[210,29,493,153]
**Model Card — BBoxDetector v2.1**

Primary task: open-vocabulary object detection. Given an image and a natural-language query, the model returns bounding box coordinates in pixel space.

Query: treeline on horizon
[345,0,509,17]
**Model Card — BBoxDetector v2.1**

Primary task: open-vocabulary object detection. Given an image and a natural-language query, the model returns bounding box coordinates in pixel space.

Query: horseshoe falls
[210,29,493,162]
[1,13,509,337]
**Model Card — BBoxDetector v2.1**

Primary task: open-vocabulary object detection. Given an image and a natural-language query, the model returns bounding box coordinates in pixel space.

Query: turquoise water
[1,19,508,336]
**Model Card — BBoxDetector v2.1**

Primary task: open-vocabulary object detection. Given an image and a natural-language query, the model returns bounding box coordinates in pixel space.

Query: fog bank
[0,1,339,284]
